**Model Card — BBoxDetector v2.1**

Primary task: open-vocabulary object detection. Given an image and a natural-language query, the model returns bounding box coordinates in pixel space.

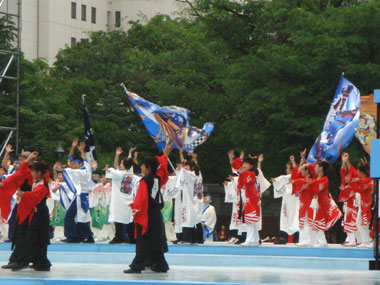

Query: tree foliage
[1,0,379,213]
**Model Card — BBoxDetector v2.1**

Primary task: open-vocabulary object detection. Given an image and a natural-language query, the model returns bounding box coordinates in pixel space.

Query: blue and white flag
[83,103,97,164]
[122,86,214,151]
[307,76,361,163]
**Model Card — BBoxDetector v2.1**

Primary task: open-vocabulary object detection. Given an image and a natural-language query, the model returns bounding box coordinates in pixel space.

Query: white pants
[357,207,371,244]
[246,222,260,244]
[299,213,311,245]
[310,230,327,246]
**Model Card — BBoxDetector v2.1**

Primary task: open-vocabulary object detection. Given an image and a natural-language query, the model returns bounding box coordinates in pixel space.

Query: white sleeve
[257,169,271,195]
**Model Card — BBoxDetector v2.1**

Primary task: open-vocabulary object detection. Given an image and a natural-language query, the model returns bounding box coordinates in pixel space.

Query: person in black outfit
[124,146,172,274]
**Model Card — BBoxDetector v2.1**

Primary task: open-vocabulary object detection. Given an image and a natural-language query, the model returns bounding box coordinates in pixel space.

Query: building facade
[0,0,181,65]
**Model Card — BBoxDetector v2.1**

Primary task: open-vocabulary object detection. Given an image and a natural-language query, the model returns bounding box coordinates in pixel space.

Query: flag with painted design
[307,76,360,163]
[122,86,214,151]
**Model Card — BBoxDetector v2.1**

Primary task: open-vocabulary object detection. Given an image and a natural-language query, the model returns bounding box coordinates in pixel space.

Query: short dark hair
[122,157,134,170]
[356,163,369,177]
[141,157,159,175]
[316,159,329,176]
[184,160,196,171]
[29,161,49,175]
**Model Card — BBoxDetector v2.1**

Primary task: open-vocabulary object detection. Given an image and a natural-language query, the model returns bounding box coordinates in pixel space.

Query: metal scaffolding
[0,0,21,157]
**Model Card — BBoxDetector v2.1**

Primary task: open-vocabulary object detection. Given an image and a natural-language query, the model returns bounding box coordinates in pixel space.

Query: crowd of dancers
[223,149,374,248]
[0,139,375,273]
[0,140,216,272]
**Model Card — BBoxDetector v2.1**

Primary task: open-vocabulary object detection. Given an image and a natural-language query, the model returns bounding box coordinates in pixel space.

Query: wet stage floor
[1,263,380,285]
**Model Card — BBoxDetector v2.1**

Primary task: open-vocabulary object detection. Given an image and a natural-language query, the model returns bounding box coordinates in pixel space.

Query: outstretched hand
[78,142,86,152]
[258,154,264,162]
[116,147,123,156]
[300,148,307,158]
[72,138,79,148]
[289,155,295,162]
[5,144,13,153]
[227,149,235,160]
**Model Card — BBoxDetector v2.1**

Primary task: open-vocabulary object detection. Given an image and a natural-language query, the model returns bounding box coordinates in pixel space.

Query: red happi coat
[350,166,373,227]
[17,180,50,225]
[131,155,169,237]
[237,171,260,224]
[0,162,33,221]
[310,176,342,231]
[339,168,357,233]
[291,166,313,229]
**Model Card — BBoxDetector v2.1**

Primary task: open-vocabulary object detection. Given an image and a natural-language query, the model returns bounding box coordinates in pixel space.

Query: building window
[115,11,121,27]
[81,4,86,21]
[91,7,96,24]
[71,2,76,19]
[71,37,76,47]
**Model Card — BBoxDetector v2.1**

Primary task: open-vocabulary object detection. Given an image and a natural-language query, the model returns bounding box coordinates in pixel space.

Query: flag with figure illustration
[307,76,360,163]
[122,85,214,151]
[355,94,376,154]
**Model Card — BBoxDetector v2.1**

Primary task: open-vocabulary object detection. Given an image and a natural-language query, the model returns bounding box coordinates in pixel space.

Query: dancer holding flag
[124,144,173,274]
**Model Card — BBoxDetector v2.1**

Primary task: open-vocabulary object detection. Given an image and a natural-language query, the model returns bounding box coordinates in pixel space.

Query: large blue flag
[122,86,214,151]
[307,76,360,163]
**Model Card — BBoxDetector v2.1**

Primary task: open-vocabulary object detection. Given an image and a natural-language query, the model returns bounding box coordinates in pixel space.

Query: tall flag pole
[120,83,214,152]
[82,94,97,164]
[307,75,361,163]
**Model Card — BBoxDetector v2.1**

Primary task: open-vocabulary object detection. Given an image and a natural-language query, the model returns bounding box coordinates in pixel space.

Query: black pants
[182,223,203,244]
[10,217,51,269]
[7,204,18,241]
[114,222,128,242]
[129,224,168,271]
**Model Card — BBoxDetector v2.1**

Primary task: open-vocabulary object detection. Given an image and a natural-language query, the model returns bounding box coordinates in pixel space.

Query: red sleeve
[349,166,358,181]
[131,180,149,237]
[340,168,347,186]
[0,162,33,221]
[231,157,242,171]
[310,176,328,193]
[292,178,307,195]
[339,185,354,202]
[17,183,49,225]
[237,171,247,190]
[156,155,169,187]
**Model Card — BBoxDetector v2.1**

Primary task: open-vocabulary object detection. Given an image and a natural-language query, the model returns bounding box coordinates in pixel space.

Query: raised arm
[77,141,86,160]
[289,155,297,168]
[299,148,307,166]
[68,138,79,167]
[114,147,123,169]
[257,154,264,170]
[179,148,185,163]
[1,144,13,171]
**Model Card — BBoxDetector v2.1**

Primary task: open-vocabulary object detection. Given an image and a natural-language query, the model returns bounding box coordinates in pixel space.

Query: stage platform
[0,243,377,284]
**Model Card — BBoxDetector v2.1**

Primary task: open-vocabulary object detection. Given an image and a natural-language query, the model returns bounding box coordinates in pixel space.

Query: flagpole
[82,94,86,106]
[167,158,177,174]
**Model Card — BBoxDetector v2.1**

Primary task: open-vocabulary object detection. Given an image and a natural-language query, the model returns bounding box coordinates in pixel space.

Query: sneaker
[11,263,29,271]
[342,242,356,247]
[83,237,95,244]
[123,268,141,274]
[241,242,260,247]
[228,237,239,244]
[357,242,370,248]
[61,238,81,243]
[295,243,310,247]
[1,262,16,269]
[312,243,328,248]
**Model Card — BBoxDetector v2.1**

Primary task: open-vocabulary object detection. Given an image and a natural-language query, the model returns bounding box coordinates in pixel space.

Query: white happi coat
[106,168,141,224]
[63,161,94,223]
[273,174,300,235]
